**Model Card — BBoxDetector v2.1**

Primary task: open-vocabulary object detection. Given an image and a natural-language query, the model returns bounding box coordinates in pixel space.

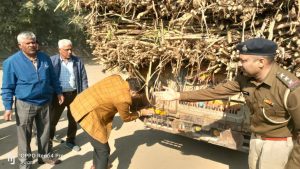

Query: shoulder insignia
[276,72,300,91]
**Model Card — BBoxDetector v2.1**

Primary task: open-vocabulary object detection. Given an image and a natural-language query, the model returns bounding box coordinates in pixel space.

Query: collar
[60,55,72,62]
[22,51,37,62]
[249,63,278,87]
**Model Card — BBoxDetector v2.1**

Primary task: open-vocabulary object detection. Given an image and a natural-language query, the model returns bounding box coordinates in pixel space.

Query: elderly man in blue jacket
[50,39,88,152]
[1,31,63,169]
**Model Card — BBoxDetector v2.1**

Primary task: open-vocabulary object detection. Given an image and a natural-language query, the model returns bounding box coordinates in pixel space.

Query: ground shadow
[50,151,93,169]
[0,158,18,169]
[0,121,17,156]
[109,129,162,169]
[0,117,18,169]
[109,128,247,169]
[161,133,248,169]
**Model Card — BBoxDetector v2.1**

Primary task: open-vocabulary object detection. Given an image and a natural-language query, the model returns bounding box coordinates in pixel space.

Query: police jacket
[180,63,300,169]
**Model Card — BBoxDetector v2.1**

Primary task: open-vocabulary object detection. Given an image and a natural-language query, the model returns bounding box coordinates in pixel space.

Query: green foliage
[0,0,89,56]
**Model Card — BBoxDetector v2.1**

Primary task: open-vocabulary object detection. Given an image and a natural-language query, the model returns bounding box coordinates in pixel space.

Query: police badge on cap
[236,38,277,57]
[242,45,248,52]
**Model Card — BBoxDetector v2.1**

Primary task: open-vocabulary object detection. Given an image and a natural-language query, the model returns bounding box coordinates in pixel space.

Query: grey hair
[17,31,36,44]
[58,39,72,48]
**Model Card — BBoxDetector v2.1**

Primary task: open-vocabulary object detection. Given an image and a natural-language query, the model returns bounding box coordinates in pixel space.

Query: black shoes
[38,158,62,165]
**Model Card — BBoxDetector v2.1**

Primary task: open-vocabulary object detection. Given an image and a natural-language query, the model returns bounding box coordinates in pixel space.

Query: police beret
[236,38,277,57]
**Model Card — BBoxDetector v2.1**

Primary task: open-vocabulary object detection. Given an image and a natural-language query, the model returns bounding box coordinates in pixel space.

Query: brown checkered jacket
[70,74,139,143]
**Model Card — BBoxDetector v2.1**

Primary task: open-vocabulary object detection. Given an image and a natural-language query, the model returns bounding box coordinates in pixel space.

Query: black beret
[236,38,277,57]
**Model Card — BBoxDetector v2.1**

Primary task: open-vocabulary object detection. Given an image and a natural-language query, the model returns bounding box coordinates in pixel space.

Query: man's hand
[57,94,64,105]
[139,109,154,116]
[3,110,12,121]
[154,86,180,101]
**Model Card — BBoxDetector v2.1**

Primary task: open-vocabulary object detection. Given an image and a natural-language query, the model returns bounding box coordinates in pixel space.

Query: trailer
[142,87,251,152]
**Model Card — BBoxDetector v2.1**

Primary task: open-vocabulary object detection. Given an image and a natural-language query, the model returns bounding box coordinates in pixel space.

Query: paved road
[0,65,248,169]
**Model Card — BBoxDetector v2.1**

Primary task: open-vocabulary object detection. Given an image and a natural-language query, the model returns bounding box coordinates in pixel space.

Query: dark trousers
[50,91,77,143]
[15,99,51,169]
[87,132,110,169]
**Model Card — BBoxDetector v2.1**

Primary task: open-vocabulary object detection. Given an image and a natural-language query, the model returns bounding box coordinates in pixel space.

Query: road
[0,64,248,169]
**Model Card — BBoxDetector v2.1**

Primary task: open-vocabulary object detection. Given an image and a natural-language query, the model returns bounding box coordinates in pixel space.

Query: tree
[0,0,89,57]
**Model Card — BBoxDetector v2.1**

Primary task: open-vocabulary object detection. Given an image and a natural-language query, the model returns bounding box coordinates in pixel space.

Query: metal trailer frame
[143,99,251,152]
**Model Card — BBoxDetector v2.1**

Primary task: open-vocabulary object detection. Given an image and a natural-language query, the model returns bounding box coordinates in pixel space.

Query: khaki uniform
[180,64,300,169]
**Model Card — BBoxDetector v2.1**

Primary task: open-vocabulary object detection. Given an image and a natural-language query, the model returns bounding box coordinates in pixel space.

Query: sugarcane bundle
[56,0,300,88]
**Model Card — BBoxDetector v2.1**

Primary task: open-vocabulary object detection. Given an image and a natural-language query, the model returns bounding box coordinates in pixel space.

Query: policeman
[155,38,300,169]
